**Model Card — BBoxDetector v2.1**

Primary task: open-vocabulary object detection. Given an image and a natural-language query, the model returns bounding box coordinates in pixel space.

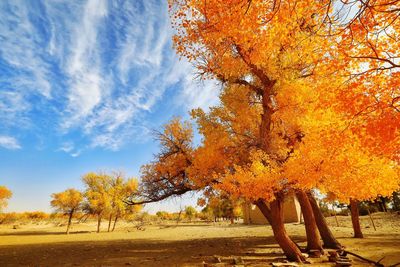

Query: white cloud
[59,142,74,153]
[167,59,221,111]
[0,2,52,98]
[62,0,108,129]
[0,90,31,128]
[0,0,221,153]
[0,136,21,150]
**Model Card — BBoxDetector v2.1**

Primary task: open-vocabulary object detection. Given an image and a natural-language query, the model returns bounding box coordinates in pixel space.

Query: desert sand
[0,212,399,266]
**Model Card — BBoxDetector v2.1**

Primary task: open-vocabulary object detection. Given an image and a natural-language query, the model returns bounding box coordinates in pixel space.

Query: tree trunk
[307,192,341,249]
[66,209,74,235]
[256,198,305,262]
[296,191,324,254]
[380,197,387,212]
[97,214,102,233]
[107,214,113,232]
[350,199,363,238]
[367,208,376,231]
[112,214,119,232]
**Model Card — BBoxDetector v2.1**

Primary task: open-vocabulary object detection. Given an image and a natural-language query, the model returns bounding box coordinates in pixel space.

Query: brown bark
[296,191,324,254]
[107,214,113,232]
[112,214,119,232]
[240,47,302,261]
[350,199,363,238]
[380,197,388,212]
[255,198,305,262]
[367,208,376,231]
[307,192,342,249]
[333,210,340,227]
[97,214,102,233]
[66,209,74,235]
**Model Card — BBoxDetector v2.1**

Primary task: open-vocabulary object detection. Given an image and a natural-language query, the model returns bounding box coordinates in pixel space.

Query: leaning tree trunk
[66,209,74,235]
[97,214,102,233]
[112,214,119,232]
[350,199,363,238]
[307,192,342,249]
[296,190,324,254]
[107,214,113,232]
[256,198,305,262]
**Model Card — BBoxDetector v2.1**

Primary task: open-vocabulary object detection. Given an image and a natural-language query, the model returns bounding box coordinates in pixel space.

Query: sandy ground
[0,212,399,267]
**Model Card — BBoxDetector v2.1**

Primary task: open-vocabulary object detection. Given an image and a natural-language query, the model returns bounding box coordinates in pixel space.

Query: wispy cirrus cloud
[0,136,21,150]
[62,0,108,129]
[0,1,52,99]
[0,0,220,155]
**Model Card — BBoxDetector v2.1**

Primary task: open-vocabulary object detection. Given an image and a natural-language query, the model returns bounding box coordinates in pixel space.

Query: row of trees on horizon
[49,172,141,234]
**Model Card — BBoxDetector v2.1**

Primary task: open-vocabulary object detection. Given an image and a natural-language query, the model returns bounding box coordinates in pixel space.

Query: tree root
[341,250,384,267]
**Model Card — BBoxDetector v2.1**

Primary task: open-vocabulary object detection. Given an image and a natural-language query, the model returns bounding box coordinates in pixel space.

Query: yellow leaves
[166,0,400,207]
[0,185,12,210]
[217,150,283,202]
[50,189,82,212]
[81,172,140,216]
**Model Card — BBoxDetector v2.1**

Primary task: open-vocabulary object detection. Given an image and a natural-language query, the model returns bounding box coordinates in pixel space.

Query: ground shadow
[0,230,94,236]
[0,235,305,267]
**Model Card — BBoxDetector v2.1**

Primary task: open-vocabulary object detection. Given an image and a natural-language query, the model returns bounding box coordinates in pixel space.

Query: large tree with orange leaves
[168,0,399,261]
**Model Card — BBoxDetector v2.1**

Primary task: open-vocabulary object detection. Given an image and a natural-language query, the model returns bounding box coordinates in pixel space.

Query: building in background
[243,194,301,224]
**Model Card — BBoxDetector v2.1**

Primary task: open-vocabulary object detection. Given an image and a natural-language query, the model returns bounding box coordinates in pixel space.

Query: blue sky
[0,0,219,213]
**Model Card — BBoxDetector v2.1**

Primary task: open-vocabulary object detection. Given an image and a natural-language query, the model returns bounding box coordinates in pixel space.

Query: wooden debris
[213,255,222,263]
[233,257,244,265]
[342,250,384,267]
[308,249,322,258]
[336,261,352,267]
[328,251,339,262]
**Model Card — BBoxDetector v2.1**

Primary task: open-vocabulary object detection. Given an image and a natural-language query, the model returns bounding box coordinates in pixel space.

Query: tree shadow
[0,230,91,236]
[0,235,303,266]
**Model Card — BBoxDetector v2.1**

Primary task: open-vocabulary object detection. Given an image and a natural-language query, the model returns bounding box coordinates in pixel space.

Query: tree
[82,172,112,233]
[107,173,140,232]
[126,118,197,206]
[0,186,12,212]
[184,206,197,222]
[169,0,399,260]
[50,188,82,234]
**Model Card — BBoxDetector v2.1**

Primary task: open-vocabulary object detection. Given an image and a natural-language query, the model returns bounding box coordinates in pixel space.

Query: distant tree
[184,206,197,222]
[107,173,140,232]
[82,172,112,233]
[0,186,12,212]
[156,211,169,221]
[393,192,400,212]
[50,188,82,234]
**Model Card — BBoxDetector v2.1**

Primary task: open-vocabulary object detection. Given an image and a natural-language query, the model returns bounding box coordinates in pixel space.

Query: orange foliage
[169,0,399,204]
[0,186,12,211]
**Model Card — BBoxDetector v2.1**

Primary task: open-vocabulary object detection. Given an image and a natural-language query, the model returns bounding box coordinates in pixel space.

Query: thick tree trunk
[66,209,74,235]
[107,214,113,232]
[97,215,102,233]
[112,214,119,232]
[350,199,363,238]
[256,198,305,262]
[307,192,341,249]
[296,191,324,254]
